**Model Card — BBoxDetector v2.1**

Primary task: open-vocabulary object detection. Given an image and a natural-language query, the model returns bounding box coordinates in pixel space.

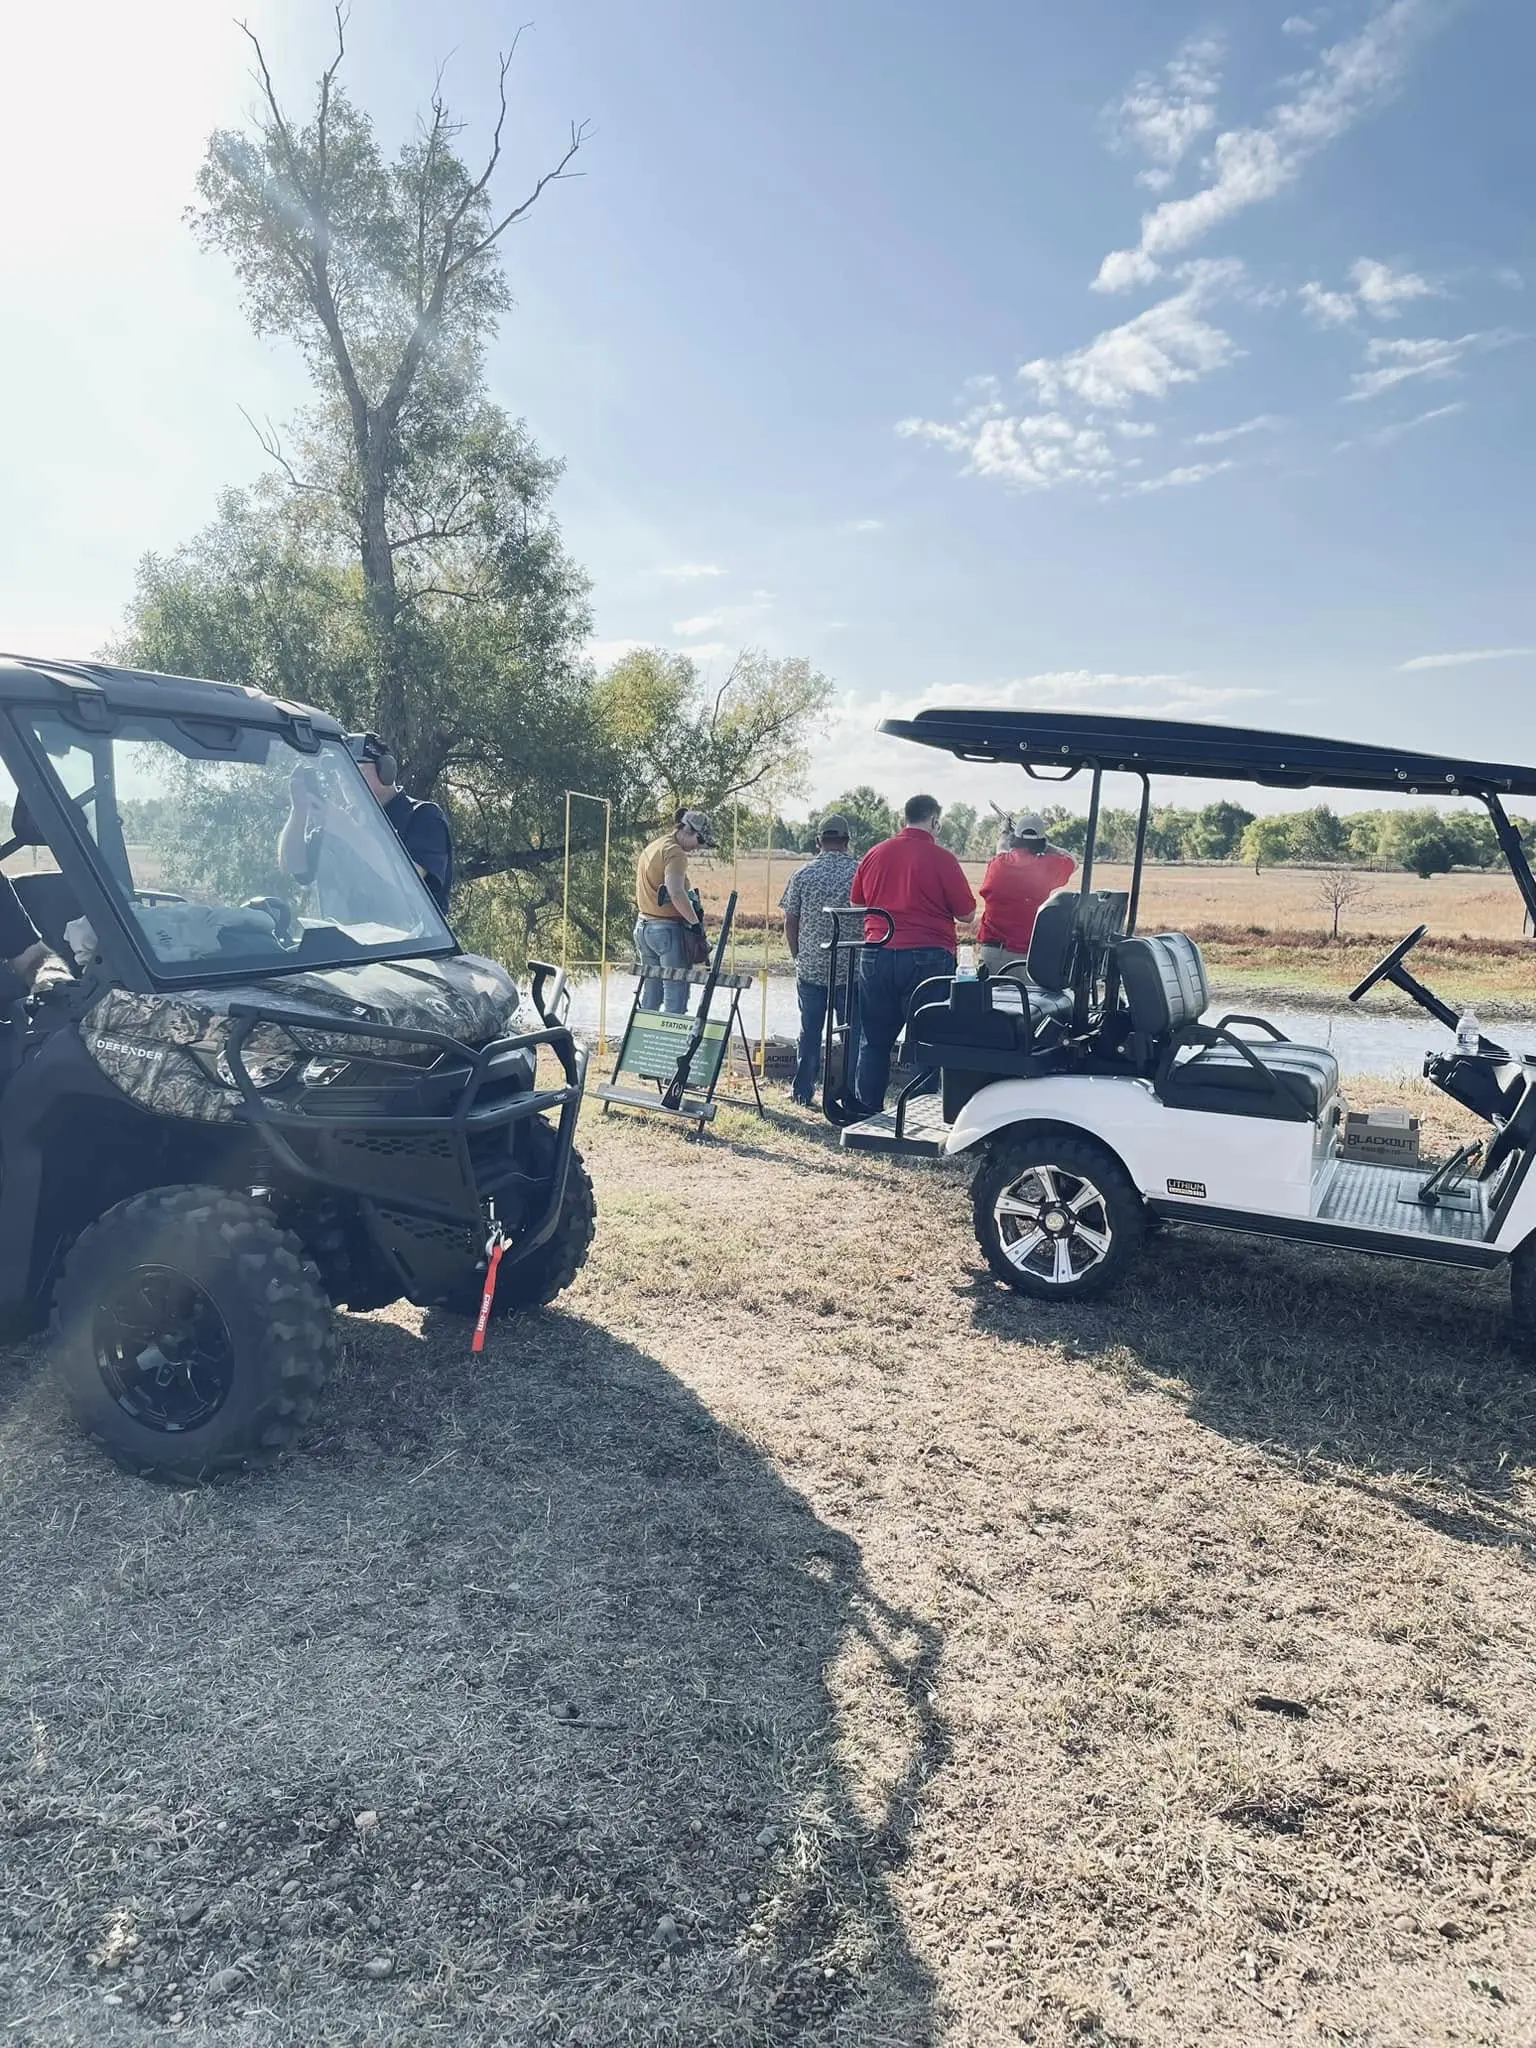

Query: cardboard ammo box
[1342,1106,1421,1165]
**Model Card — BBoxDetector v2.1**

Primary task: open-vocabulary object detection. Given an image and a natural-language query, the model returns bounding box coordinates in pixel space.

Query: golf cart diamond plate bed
[842,1092,949,1157]
[1317,1160,1487,1241]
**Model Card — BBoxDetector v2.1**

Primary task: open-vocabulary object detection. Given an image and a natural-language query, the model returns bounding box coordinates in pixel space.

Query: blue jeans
[634,916,690,1014]
[793,978,846,1103]
[854,946,955,1112]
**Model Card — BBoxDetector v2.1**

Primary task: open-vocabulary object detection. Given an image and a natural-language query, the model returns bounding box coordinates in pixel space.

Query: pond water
[564,971,1535,1079]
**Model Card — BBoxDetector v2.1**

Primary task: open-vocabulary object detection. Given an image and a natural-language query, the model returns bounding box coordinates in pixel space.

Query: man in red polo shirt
[977,812,1076,972]
[849,793,975,1112]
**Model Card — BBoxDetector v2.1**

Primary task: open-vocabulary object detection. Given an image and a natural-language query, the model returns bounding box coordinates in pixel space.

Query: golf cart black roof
[881,707,1536,802]
[0,654,343,738]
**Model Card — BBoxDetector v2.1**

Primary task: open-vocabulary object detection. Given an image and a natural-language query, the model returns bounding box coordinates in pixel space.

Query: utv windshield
[26,711,454,978]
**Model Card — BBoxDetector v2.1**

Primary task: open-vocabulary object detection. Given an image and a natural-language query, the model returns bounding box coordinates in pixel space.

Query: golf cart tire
[444,1133,597,1320]
[972,1129,1145,1301]
[50,1187,336,1485]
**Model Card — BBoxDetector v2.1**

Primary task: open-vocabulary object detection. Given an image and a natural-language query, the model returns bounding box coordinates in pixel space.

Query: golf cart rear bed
[841,1093,950,1157]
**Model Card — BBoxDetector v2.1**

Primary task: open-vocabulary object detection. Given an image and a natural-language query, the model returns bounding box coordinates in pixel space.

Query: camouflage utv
[0,655,594,1482]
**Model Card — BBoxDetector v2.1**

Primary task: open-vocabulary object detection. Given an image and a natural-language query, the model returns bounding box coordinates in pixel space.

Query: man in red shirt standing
[849,793,975,1112]
[977,813,1076,973]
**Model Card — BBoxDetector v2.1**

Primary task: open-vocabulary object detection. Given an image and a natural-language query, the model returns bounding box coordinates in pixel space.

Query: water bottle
[1456,1008,1480,1055]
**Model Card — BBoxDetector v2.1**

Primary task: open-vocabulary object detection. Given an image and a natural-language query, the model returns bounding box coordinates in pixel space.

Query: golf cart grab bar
[1156,1020,1314,1118]
[821,907,896,1126]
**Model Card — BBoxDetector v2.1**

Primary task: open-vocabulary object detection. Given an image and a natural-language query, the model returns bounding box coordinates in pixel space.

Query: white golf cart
[825,708,1536,1337]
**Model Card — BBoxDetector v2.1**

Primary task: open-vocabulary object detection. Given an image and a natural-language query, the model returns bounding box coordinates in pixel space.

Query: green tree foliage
[1240,816,1295,873]
[935,803,978,856]
[1185,800,1252,859]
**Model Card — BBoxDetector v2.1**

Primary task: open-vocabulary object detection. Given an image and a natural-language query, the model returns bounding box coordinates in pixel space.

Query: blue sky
[1,0,1532,817]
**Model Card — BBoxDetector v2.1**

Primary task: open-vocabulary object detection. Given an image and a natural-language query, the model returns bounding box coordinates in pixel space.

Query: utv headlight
[190,1027,300,1094]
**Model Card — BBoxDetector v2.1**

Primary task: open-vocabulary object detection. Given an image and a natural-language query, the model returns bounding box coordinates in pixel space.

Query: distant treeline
[757,788,1536,879]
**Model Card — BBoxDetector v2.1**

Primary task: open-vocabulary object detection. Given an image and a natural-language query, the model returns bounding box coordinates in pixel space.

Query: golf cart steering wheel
[1349,924,1428,1005]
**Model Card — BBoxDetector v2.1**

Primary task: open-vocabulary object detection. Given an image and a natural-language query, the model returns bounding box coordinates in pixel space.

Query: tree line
[763,791,1536,879]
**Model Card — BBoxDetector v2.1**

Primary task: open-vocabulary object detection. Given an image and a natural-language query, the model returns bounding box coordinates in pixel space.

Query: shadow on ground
[0,1309,943,2046]
[968,1222,1536,1554]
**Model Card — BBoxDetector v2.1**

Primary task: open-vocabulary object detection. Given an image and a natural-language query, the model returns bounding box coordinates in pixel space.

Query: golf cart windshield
[26,711,453,979]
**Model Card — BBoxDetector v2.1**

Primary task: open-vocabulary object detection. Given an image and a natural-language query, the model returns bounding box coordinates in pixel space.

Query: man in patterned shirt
[779,815,859,1106]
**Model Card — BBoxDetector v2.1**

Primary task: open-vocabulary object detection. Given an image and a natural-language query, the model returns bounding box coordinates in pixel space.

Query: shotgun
[661,889,738,1111]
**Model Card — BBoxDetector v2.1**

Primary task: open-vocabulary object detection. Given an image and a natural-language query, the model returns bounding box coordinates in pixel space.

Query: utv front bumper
[220,999,588,1303]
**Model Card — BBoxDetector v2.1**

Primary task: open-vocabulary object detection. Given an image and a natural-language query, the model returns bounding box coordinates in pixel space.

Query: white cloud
[1094,1,1445,292]
[1105,34,1224,193]
[1350,256,1439,315]
[1346,329,1520,400]
[1188,413,1280,445]
[1400,647,1535,671]
[677,641,731,664]
[584,637,647,666]
[1364,399,1466,444]
[845,518,885,533]
[1022,263,1242,410]
[1497,266,1525,292]
[1303,257,1442,329]
[1095,248,1164,295]
[1282,14,1322,35]
[1300,280,1360,327]
[899,267,1243,494]
[1123,459,1236,495]
[656,562,725,582]
[673,613,722,637]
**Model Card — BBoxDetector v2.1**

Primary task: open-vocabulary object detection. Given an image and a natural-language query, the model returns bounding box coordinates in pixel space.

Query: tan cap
[679,807,717,847]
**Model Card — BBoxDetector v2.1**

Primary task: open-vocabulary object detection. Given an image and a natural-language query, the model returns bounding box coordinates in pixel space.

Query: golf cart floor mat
[842,1093,949,1157]
[1317,1160,1487,1241]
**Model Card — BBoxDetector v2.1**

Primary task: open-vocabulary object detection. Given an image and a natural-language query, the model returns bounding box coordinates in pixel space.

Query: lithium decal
[1166,1178,1207,1199]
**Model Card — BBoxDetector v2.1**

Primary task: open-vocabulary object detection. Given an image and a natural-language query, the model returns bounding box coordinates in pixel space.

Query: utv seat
[1116,931,1339,1123]
[9,871,83,958]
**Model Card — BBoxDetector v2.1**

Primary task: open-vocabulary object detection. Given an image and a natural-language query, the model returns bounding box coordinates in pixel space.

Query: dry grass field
[695,857,1536,1008]
[3,1070,1535,2045]
[701,857,1533,945]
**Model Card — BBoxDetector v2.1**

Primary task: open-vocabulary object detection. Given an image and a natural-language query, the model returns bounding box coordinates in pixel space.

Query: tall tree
[191,12,587,757]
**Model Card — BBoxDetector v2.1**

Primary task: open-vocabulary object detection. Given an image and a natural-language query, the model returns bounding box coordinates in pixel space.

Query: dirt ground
[3,1074,1535,2046]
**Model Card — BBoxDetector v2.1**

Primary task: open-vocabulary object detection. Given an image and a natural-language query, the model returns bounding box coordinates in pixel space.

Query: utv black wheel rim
[994,1164,1113,1287]
[93,1266,237,1434]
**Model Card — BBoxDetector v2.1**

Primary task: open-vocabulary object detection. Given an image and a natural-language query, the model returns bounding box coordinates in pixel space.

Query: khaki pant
[977,942,1034,981]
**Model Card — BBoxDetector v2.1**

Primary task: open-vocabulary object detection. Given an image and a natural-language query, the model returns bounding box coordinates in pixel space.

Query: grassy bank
[3,1072,1534,2043]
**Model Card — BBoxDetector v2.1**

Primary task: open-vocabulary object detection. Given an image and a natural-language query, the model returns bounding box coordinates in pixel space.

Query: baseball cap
[818,813,852,839]
[680,807,718,847]
[1012,812,1047,841]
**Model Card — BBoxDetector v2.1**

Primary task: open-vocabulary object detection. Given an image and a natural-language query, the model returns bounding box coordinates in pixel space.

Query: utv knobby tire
[972,1131,1145,1302]
[1510,1236,1536,1355]
[50,1187,335,1484]
[445,1137,597,1321]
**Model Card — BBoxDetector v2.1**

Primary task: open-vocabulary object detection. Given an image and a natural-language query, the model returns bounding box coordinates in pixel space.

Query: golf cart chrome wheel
[972,1133,1144,1301]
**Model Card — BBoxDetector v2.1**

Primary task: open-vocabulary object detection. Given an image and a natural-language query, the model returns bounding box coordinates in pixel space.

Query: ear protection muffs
[348,732,398,784]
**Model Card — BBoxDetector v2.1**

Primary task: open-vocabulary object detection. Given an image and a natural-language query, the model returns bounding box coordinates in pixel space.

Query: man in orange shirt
[849,794,975,1112]
[977,813,1076,973]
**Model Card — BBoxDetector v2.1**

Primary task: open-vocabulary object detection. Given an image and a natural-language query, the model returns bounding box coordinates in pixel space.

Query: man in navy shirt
[279,733,455,919]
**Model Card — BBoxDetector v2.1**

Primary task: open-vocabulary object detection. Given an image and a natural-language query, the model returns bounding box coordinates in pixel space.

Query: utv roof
[881,707,1536,801]
[0,654,343,738]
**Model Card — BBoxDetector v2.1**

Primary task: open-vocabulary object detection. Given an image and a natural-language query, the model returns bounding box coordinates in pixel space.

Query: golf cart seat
[1116,932,1340,1123]
[906,885,1129,1064]
[5,796,84,955]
